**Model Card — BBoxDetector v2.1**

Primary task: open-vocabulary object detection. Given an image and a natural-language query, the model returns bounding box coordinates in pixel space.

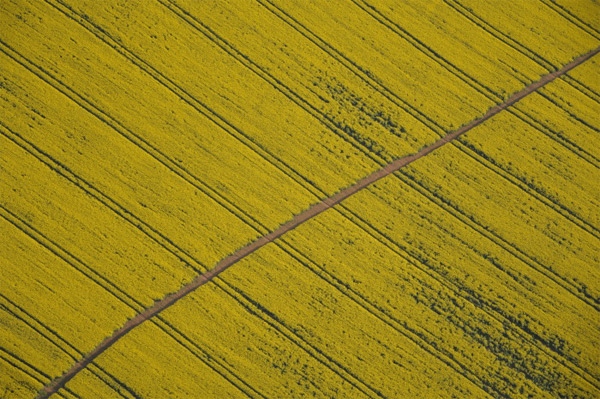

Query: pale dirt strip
[36,46,600,399]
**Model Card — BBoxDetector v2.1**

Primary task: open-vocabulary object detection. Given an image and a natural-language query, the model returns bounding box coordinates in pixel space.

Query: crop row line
[359,0,600,147]
[250,0,600,304]
[253,0,449,142]
[49,0,600,298]
[153,314,269,399]
[0,204,143,316]
[3,74,593,399]
[457,51,600,166]
[11,0,596,394]
[539,0,600,41]
[3,2,596,396]
[0,295,139,399]
[42,0,325,207]
[535,90,599,134]
[399,167,600,310]
[345,178,600,386]
[276,240,502,398]
[353,0,600,168]
[282,236,588,397]
[442,0,600,138]
[85,0,600,390]
[0,29,383,394]
[212,279,384,398]
[0,204,267,399]
[158,0,388,163]
[562,75,600,104]
[0,25,384,397]
[454,137,599,238]
[1,114,505,398]
[0,6,508,394]
[0,34,269,241]
[347,0,600,228]
[44,0,327,202]
[446,0,556,70]
[0,79,490,398]
[11,5,499,394]
[348,0,501,100]
[0,129,268,399]
[19,0,600,386]
[446,0,600,105]
[362,0,599,151]
[252,0,600,292]
[256,0,600,238]
[513,99,600,166]
[0,347,74,399]
[174,0,600,254]
[0,118,380,397]
[337,192,600,389]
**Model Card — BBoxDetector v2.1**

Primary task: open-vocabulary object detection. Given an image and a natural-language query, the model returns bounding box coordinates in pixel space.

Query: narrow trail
[36,46,600,399]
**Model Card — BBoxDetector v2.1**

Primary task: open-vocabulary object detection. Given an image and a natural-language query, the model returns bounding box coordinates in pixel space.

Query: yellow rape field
[565,55,600,105]
[54,58,599,398]
[455,0,598,67]
[0,0,598,398]
[63,246,486,399]
[533,79,600,161]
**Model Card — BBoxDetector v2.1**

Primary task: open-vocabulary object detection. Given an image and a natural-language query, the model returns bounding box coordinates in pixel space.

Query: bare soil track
[37,46,600,399]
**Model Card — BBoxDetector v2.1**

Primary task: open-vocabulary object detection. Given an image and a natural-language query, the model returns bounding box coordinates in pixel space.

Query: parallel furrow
[1,6,499,394]
[446,0,600,103]
[539,0,600,41]
[253,0,600,304]
[253,0,451,140]
[158,0,385,162]
[258,0,600,236]
[44,0,326,203]
[0,123,380,398]
[0,31,383,396]
[336,196,600,388]
[350,0,600,224]
[398,168,600,311]
[4,74,596,399]
[444,0,557,70]
[9,0,600,388]
[451,139,600,238]
[512,97,599,159]
[352,0,600,167]
[279,237,599,396]
[0,348,74,399]
[0,206,266,399]
[0,130,270,399]
[0,46,520,398]
[0,36,269,240]
[444,0,600,121]
[2,104,486,398]
[171,0,600,242]
[0,296,139,399]
[212,280,385,398]
[5,2,600,396]
[562,75,600,104]
[2,109,536,398]
[50,0,600,259]
[351,0,501,98]
[277,240,500,398]
[151,317,267,399]
[0,204,143,315]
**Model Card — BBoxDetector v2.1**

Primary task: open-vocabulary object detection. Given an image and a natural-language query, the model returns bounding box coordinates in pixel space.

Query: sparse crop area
[1,0,598,398]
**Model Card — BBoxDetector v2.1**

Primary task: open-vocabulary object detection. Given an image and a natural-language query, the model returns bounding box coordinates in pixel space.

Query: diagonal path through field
[36,45,600,399]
